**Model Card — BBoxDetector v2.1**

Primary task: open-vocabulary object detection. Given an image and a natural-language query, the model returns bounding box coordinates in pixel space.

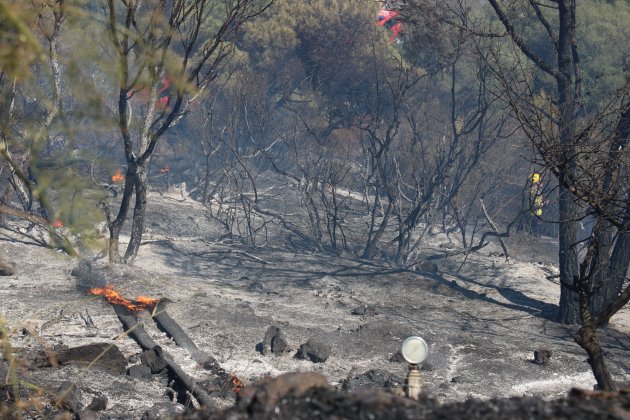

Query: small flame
[51,219,64,228]
[90,285,158,313]
[111,169,124,183]
[230,374,244,393]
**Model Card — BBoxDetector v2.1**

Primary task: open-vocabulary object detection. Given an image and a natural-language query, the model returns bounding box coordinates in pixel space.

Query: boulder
[295,338,331,363]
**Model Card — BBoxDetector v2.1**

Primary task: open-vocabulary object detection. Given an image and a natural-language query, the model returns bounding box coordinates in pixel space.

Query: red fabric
[377,8,398,26]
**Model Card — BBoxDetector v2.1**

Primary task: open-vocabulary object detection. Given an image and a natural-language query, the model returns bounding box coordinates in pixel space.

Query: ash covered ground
[1,187,629,418]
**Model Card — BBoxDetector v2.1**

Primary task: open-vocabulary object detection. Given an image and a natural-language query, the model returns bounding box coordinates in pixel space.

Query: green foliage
[0,1,42,79]
[578,0,630,106]
[238,0,391,127]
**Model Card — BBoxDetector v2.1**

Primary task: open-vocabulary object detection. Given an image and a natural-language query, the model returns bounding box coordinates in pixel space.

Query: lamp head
[401,336,428,365]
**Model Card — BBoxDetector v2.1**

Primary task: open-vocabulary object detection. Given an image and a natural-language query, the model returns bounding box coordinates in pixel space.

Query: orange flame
[90,285,158,313]
[51,219,64,228]
[111,169,124,183]
[230,374,244,393]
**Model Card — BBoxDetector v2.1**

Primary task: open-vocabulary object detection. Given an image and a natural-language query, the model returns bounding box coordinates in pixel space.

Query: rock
[342,369,405,392]
[76,410,98,420]
[351,305,377,316]
[140,346,168,374]
[295,338,331,363]
[414,260,438,274]
[236,372,329,414]
[55,343,127,375]
[390,350,405,363]
[248,281,264,292]
[533,349,552,365]
[141,401,184,420]
[128,364,153,380]
[52,382,82,413]
[450,375,470,384]
[86,394,108,411]
[261,326,290,355]
[0,257,15,276]
[201,355,227,375]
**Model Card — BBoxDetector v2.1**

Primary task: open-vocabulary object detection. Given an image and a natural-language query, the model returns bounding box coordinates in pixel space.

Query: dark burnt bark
[587,97,630,318]
[574,293,617,391]
[124,165,148,263]
[555,0,580,324]
[588,223,615,318]
[602,231,630,308]
[112,304,214,406]
[108,165,136,262]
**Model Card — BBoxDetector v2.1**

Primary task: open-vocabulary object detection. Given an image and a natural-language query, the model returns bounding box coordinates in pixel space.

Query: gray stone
[141,402,184,420]
[351,305,377,316]
[86,394,108,411]
[533,349,552,365]
[389,350,405,363]
[76,410,98,420]
[0,257,15,276]
[52,382,82,413]
[248,281,265,292]
[140,346,168,374]
[128,364,153,380]
[342,369,405,392]
[261,326,290,355]
[295,338,331,363]
[56,343,127,375]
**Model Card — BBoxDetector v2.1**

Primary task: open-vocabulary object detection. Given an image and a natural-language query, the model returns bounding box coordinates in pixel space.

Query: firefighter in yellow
[530,173,544,217]
[517,172,545,234]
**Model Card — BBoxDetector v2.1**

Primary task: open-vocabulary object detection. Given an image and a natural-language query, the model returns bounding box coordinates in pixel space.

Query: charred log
[153,300,207,363]
[112,304,214,407]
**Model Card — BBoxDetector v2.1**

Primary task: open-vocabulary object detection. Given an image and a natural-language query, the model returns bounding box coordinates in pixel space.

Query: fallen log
[112,304,214,407]
[153,300,207,363]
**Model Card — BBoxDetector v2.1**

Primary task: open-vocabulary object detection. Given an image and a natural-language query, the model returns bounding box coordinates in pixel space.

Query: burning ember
[90,285,159,313]
[230,374,244,393]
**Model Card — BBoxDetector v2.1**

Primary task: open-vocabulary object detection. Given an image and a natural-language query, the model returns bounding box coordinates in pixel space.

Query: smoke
[71,260,109,292]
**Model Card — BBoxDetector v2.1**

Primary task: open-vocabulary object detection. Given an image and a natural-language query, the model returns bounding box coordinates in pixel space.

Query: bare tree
[483,0,582,323]
[460,0,630,388]
[101,0,271,262]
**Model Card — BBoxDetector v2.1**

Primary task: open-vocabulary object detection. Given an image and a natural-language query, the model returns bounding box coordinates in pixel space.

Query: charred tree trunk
[557,191,580,324]
[124,165,148,263]
[362,199,393,259]
[588,223,615,317]
[108,166,137,262]
[602,230,630,308]
[574,292,617,391]
[587,94,630,321]
[555,0,580,325]
[203,154,212,204]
